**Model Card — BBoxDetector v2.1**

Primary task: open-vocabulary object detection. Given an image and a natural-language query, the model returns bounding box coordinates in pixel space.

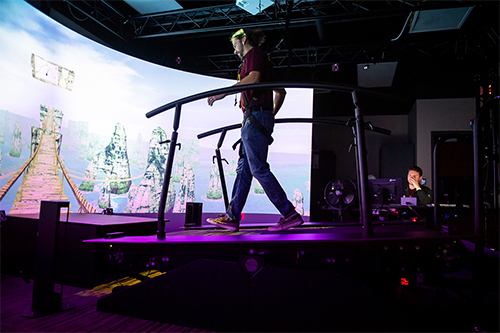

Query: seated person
[403,165,433,206]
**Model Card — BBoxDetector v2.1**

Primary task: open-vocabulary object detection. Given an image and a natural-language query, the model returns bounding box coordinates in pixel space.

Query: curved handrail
[146,81,407,118]
[198,117,391,139]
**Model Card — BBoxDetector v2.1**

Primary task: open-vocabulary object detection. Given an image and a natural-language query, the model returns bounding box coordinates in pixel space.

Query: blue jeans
[226,110,295,221]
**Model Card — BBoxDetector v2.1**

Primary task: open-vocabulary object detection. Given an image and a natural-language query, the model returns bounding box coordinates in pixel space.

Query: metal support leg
[214,130,230,210]
[352,90,373,237]
[472,105,485,307]
[157,104,181,239]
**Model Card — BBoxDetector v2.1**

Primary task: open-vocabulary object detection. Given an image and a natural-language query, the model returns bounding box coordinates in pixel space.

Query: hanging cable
[67,2,89,22]
[391,11,414,41]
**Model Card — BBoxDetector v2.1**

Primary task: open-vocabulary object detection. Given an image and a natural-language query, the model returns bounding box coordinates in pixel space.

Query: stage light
[332,63,339,72]
[124,0,182,15]
[357,62,398,88]
[409,7,473,34]
[236,0,273,15]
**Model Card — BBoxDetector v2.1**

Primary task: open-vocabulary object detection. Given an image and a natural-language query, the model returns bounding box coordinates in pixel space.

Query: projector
[236,0,273,15]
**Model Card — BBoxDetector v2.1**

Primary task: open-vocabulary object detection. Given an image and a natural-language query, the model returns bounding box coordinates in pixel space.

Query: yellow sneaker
[206,214,240,232]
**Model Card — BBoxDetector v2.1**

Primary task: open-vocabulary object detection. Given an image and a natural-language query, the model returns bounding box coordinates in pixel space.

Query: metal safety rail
[146,81,405,239]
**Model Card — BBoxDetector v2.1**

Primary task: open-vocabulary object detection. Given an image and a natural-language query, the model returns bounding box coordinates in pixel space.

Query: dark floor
[0,273,212,333]
[2,253,499,333]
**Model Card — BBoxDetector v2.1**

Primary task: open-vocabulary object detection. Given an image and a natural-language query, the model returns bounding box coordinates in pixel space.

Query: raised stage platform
[80,215,488,332]
[3,211,496,332]
[82,219,473,288]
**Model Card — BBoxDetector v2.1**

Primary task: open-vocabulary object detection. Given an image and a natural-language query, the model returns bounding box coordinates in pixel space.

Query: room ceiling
[27,0,499,115]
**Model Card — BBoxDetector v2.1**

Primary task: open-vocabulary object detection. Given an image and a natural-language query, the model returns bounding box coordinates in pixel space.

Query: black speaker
[185,202,202,227]
[24,201,75,318]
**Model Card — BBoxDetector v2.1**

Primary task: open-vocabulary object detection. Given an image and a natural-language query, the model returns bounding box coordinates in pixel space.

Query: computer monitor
[370,178,404,206]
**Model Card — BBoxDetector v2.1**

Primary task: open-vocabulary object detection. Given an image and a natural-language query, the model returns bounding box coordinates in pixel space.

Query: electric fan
[324,179,357,210]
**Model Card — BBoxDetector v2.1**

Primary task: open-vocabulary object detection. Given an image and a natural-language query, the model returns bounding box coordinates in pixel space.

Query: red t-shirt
[239,47,274,111]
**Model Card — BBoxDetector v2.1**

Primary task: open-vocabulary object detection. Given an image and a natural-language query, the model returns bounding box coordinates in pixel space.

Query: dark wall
[310,91,413,220]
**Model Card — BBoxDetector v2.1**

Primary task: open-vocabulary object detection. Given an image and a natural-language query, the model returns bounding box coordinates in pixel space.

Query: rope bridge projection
[1,106,145,214]
[63,167,144,182]
[0,134,145,214]
[0,130,99,214]
[54,139,98,214]
[0,161,29,179]
[0,138,42,203]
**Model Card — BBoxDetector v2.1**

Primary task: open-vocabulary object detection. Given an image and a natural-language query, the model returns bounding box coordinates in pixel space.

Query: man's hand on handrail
[208,94,226,106]
[208,71,262,107]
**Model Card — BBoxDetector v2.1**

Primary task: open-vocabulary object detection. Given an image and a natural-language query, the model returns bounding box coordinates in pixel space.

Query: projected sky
[0,0,312,216]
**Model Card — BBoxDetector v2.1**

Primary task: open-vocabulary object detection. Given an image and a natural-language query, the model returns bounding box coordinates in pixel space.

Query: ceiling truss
[57,0,430,39]
[31,1,498,81]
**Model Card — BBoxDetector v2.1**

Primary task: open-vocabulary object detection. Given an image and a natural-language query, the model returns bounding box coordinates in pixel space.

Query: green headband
[231,28,246,42]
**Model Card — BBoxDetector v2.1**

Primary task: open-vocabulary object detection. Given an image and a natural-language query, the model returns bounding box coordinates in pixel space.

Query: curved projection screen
[0,0,312,216]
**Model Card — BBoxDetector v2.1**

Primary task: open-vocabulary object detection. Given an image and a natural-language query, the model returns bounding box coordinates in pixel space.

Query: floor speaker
[185,202,202,227]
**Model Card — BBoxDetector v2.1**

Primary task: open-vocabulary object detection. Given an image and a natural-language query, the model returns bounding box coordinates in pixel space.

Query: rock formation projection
[172,157,184,183]
[27,119,36,151]
[30,106,63,156]
[131,133,144,166]
[254,179,264,194]
[227,151,239,176]
[172,139,200,183]
[206,163,222,200]
[87,136,104,161]
[40,105,63,134]
[0,109,10,144]
[292,188,304,215]
[9,120,22,157]
[181,139,200,169]
[125,127,176,213]
[79,123,131,195]
[98,182,111,209]
[173,164,196,213]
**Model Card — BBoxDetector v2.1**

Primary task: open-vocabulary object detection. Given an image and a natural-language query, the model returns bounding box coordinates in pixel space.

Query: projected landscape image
[0,0,313,216]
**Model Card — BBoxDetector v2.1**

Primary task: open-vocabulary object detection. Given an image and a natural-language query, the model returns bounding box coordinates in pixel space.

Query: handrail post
[352,90,373,237]
[473,108,484,238]
[214,130,230,210]
[472,105,485,305]
[157,103,182,239]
